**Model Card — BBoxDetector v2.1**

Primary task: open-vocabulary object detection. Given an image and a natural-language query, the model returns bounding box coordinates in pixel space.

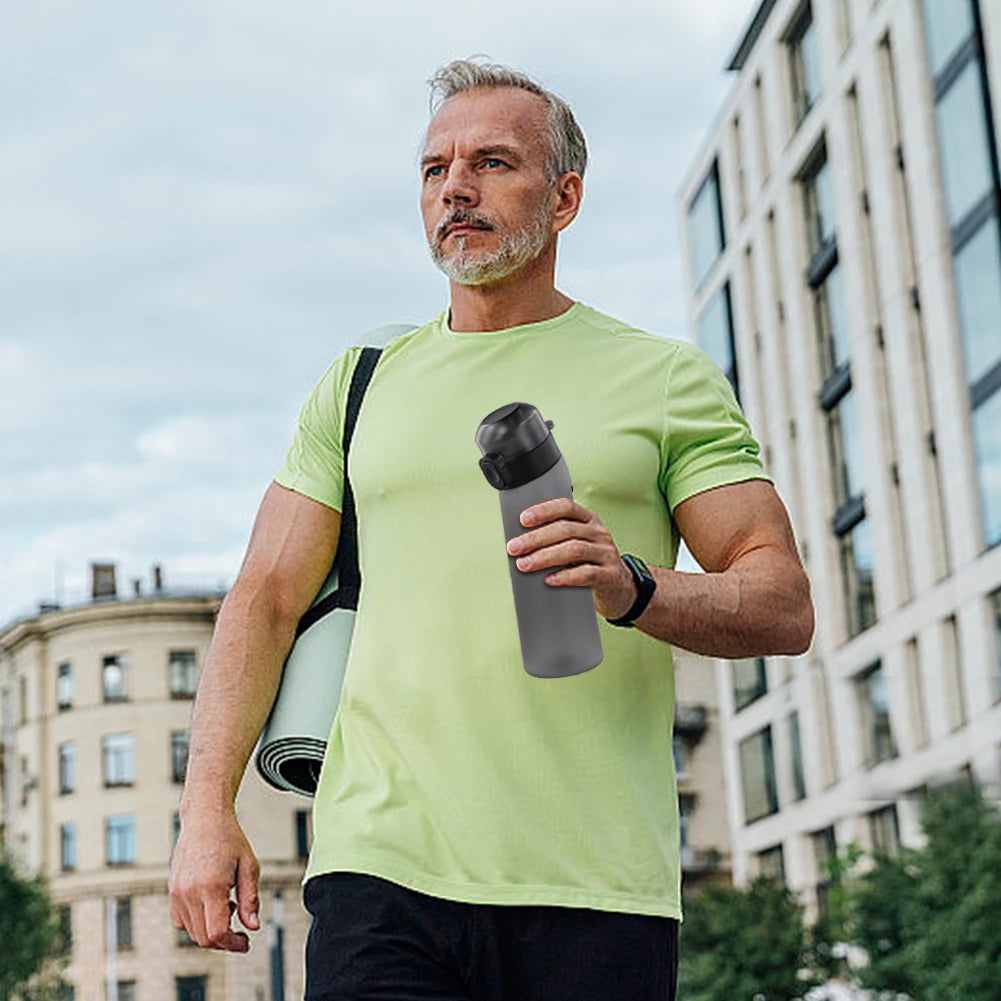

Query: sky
[1,0,760,624]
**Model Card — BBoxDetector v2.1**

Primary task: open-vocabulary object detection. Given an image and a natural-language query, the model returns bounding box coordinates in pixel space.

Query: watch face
[624,554,650,580]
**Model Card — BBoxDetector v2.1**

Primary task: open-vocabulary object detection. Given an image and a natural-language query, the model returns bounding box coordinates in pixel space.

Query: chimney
[153,564,164,592]
[91,563,117,600]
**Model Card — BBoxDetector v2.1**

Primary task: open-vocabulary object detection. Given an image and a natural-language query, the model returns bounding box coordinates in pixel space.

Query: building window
[57,662,74,711]
[972,357,1001,547]
[757,844,786,882]
[921,0,975,77]
[171,731,189,785]
[802,148,850,377]
[169,650,199,699]
[176,975,208,1001]
[955,217,1001,389]
[814,261,850,376]
[114,982,136,1001]
[688,162,726,288]
[105,815,136,866]
[868,804,901,857]
[697,283,740,399]
[935,60,995,229]
[789,711,807,801]
[839,511,877,636]
[60,823,76,872]
[59,743,75,795]
[827,388,865,509]
[672,733,689,782]
[811,825,837,916]
[922,0,1001,552]
[56,905,72,955]
[739,726,779,824]
[858,662,897,767]
[102,654,128,702]
[115,897,133,950]
[172,811,182,847]
[991,589,1001,702]
[19,676,27,725]
[804,154,836,258]
[62,986,74,1001]
[679,793,695,869]
[787,3,821,126]
[733,657,768,710]
[102,734,135,787]
[295,810,311,861]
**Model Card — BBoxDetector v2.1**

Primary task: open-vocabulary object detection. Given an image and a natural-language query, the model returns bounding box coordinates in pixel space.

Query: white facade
[678,0,1001,914]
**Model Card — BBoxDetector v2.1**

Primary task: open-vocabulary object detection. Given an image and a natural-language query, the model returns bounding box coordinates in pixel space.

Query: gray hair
[427,57,587,184]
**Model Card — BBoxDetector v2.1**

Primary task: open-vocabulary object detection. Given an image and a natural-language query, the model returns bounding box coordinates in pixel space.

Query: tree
[849,782,1001,1001]
[0,850,67,1001]
[679,876,823,1001]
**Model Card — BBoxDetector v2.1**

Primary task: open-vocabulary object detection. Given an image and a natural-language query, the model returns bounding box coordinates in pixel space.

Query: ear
[551,172,583,235]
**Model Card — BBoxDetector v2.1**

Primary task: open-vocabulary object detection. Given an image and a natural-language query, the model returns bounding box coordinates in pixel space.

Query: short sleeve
[273,346,363,511]
[660,340,772,513]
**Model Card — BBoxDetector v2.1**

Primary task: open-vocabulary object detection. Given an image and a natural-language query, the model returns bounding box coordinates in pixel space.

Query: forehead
[424,87,549,160]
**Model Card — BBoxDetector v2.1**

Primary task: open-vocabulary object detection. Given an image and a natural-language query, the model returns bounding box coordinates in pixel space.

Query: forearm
[629,551,814,659]
[180,578,298,817]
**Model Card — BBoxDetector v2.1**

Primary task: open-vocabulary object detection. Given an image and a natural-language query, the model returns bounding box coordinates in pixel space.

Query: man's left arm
[508,479,814,659]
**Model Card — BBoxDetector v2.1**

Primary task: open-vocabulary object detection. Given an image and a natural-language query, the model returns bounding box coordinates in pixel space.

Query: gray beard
[430,211,552,286]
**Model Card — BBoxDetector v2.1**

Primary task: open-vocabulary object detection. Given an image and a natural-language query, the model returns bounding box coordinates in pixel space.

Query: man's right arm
[168,482,341,952]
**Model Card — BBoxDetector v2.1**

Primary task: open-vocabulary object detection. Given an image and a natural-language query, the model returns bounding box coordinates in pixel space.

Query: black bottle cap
[475,403,559,490]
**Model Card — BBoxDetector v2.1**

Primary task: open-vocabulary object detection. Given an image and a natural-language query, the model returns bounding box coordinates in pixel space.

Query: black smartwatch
[605,554,657,627]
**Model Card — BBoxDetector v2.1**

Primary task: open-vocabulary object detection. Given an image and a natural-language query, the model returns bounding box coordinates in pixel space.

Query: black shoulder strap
[337,346,382,590]
[292,346,381,638]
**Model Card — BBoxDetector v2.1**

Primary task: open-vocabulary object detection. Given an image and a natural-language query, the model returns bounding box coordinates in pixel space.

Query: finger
[202,886,244,951]
[522,498,588,525]
[236,854,261,931]
[517,539,603,572]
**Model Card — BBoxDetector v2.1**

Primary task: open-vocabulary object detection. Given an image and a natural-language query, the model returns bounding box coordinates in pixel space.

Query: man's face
[420,87,557,286]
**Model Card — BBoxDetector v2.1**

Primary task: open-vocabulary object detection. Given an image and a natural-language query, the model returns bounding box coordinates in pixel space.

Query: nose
[441,162,478,207]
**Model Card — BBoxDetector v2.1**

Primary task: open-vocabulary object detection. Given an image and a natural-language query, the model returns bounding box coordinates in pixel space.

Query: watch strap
[606,554,656,627]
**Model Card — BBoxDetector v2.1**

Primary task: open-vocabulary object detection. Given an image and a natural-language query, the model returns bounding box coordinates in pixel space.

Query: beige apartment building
[678,0,1001,917]
[0,563,734,999]
[0,567,315,1001]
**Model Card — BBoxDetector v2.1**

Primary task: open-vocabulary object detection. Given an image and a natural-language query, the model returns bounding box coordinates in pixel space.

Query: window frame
[688,161,726,289]
[739,725,779,824]
[102,733,136,788]
[105,814,136,867]
[101,654,129,703]
[168,650,199,699]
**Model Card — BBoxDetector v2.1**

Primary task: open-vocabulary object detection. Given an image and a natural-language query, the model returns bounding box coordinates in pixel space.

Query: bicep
[673,479,801,574]
[236,482,342,621]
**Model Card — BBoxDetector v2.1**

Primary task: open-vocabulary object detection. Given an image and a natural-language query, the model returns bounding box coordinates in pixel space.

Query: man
[168,59,813,1000]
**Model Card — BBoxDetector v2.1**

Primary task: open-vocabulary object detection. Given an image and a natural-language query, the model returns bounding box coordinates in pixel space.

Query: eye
[482,157,507,169]
[423,164,445,181]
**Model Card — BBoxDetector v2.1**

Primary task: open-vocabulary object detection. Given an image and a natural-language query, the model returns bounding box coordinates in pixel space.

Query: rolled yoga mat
[253,324,417,797]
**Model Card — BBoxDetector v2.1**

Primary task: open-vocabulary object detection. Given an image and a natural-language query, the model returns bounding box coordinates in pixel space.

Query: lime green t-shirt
[274,303,770,920]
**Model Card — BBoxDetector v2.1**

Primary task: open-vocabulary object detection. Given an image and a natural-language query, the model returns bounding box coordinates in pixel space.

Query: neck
[447,244,575,332]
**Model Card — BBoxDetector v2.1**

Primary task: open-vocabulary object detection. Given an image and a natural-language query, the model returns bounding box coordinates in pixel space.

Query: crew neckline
[438,301,586,340]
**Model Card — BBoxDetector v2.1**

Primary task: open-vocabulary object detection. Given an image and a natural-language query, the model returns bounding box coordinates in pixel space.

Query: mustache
[435,210,495,243]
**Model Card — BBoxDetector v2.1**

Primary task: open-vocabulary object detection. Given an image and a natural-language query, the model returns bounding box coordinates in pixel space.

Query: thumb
[237,854,260,930]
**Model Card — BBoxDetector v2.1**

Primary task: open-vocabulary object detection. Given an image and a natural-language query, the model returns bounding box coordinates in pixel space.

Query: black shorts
[303,871,678,1001]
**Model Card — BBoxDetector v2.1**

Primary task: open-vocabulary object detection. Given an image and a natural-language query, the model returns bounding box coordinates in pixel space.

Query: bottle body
[499,456,604,678]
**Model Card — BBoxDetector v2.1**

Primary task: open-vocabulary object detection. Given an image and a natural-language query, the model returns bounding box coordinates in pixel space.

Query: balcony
[674,703,708,737]
[681,846,724,874]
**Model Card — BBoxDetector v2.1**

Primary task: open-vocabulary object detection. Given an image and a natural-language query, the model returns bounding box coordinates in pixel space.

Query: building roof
[0,589,226,646]
[726,0,779,72]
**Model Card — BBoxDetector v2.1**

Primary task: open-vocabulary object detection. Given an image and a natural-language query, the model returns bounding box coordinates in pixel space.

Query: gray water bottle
[476,402,604,678]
